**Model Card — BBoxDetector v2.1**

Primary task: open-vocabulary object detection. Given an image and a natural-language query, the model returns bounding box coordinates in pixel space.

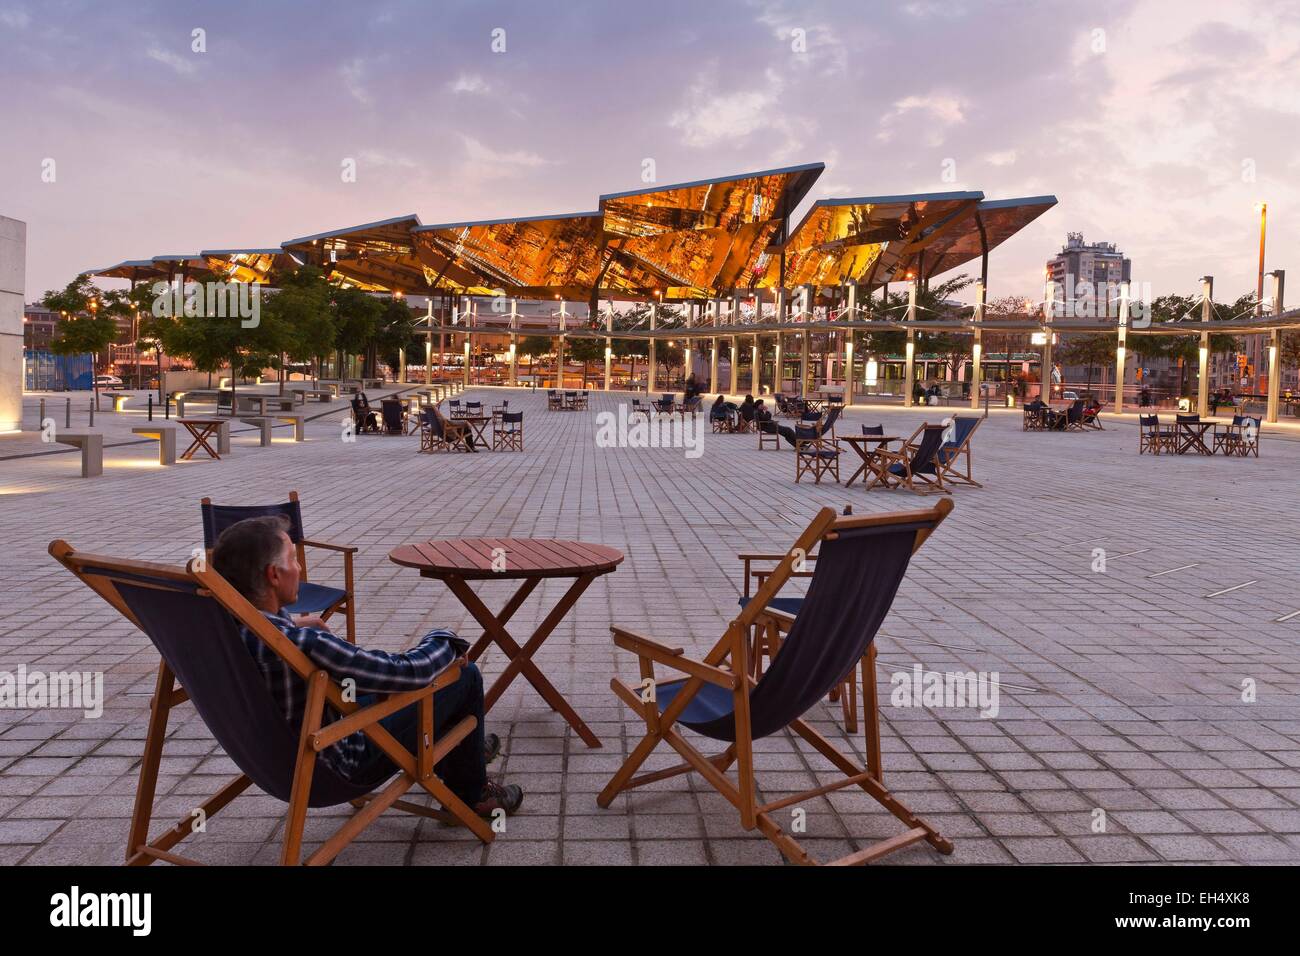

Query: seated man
[212,515,522,817]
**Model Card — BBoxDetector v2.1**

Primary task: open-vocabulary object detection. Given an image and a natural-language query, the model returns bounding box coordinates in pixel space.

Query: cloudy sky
[2,0,1298,303]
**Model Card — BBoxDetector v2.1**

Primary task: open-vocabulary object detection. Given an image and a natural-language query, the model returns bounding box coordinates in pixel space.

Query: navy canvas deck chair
[201,490,356,643]
[934,415,983,488]
[380,398,405,436]
[871,423,950,494]
[48,542,493,866]
[598,500,957,866]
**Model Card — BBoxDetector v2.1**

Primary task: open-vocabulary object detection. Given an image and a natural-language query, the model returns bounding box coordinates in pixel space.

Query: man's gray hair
[212,515,292,600]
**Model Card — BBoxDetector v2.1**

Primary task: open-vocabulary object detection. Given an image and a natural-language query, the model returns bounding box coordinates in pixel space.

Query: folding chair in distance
[201,490,356,643]
[493,411,524,451]
[794,425,841,484]
[1138,414,1173,454]
[48,542,494,866]
[934,415,983,488]
[597,500,957,865]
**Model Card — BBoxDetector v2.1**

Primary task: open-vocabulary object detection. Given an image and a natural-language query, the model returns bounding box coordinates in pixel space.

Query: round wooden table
[389,538,624,747]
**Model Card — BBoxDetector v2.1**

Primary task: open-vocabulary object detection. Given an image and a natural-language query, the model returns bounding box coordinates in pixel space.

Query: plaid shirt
[241,611,467,780]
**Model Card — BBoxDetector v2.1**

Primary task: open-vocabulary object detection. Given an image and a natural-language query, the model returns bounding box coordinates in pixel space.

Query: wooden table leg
[844,447,870,487]
[445,573,603,747]
[464,577,539,660]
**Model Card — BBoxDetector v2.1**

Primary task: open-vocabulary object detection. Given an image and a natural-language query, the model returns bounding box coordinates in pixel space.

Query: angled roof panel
[599,163,824,296]
[282,215,425,292]
[915,196,1058,280]
[766,191,984,288]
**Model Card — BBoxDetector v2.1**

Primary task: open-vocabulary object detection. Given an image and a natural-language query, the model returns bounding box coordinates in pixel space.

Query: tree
[268,266,334,383]
[517,335,552,380]
[656,343,683,386]
[566,336,604,387]
[372,297,418,380]
[43,275,120,403]
[1058,333,1117,396]
[330,286,383,379]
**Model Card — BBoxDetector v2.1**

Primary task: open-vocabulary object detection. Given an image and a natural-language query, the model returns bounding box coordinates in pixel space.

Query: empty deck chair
[869,423,950,494]
[48,541,493,866]
[493,411,524,451]
[733,544,862,733]
[597,500,957,866]
[201,491,357,643]
[933,415,983,488]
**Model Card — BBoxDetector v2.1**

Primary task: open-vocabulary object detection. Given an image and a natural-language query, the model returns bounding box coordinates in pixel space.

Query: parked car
[1061,390,1080,401]
[94,374,125,390]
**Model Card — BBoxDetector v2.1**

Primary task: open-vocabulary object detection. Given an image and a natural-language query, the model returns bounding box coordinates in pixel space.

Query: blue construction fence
[23,350,95,391]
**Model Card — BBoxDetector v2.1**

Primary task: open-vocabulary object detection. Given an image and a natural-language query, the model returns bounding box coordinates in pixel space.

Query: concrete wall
[0,216,26,432]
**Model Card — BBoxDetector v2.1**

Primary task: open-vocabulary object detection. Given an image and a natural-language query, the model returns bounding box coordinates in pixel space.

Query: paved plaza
[2,386,1299,866]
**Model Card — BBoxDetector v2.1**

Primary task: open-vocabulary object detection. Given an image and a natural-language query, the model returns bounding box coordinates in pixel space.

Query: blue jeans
[351,662,487,804]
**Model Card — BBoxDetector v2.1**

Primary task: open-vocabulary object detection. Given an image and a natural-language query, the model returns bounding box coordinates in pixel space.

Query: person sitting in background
[351,392,379,433]
[212,515,522,817]
[738,394,756,423]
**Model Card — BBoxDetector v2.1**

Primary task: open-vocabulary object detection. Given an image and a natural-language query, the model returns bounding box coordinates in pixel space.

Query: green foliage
[42,276,120,358]
[517,335,552,359]
[330,285,384,356]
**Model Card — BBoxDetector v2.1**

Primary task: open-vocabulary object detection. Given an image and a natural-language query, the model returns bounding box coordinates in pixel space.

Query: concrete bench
[236,394,296,415]
[131,425,177,465]
[361,378,385,390]
[268,413,306,441]
[291,388,333,403]
[54,432,104,477]
[238,417,273,446]
[109,394,131,412]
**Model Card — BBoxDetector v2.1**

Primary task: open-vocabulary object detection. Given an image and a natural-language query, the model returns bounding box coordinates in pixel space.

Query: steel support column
[1198,276,1213,418]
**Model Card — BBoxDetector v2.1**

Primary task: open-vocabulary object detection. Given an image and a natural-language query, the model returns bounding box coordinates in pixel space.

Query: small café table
[389,538,624,747]
[454,414,491,447]
[1175,419,1214,455]
[841,434,902,488]
[176,418,227,460]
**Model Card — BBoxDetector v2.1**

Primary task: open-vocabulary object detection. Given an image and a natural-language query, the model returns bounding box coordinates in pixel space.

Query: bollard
[39,398,46,428]
[165,394,171,419]
[148,394,153,421]
[89,399,94,428]
[65,398,71,429]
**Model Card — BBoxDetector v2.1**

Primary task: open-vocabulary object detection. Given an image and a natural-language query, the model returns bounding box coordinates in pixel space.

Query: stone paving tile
[3,387,1300,865]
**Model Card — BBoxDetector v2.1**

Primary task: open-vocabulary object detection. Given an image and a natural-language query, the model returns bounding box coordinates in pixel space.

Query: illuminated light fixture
[865,358,879,387]
[1031,332,1048,346]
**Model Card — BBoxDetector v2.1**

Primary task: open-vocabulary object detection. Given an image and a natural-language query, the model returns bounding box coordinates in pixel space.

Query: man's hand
[291,613,331,632]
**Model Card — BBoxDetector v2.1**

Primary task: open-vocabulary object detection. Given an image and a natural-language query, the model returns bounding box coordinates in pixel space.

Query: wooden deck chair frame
[201,490,356,644]
[934,415,984,489]
[597,500,955,866]
[48,542,494,866]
